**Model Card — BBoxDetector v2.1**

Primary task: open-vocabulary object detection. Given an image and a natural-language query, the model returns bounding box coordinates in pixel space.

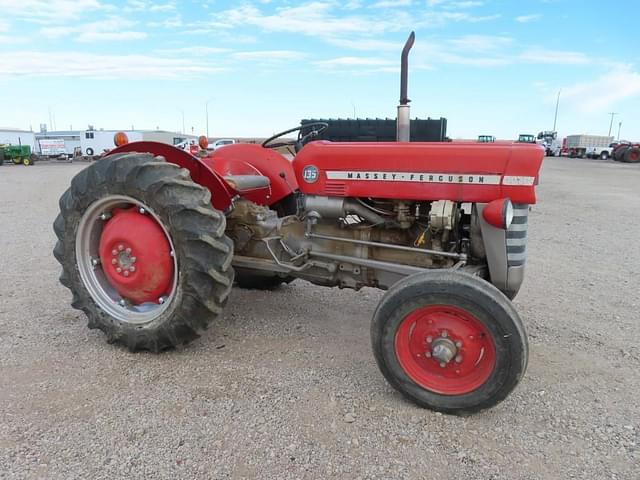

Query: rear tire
[614,146,628,162]
[624,147,640,163]
[371,271,528,414]
[599,151,609,160]
[235,268,294,290]
[53,152,234,351]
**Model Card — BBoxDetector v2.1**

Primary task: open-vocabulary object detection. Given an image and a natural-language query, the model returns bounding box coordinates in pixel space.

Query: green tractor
[0,144,36,166]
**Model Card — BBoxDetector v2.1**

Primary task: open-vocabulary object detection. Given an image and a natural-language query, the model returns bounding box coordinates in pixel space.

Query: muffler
[397,31,415,142]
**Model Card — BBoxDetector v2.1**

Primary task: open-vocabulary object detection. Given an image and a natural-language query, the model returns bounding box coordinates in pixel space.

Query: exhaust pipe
[397,31,415,142]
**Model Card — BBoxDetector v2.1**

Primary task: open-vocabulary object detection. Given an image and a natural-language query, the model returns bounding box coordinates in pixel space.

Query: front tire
[53,152,234,351]
[371,271,528,414]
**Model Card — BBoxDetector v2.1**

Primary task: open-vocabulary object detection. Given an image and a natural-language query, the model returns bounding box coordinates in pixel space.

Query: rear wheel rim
[75,195,178,325]
[395,305,496,395]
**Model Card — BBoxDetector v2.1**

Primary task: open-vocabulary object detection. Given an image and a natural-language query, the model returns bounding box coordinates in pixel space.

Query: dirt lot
[0,157,638,479]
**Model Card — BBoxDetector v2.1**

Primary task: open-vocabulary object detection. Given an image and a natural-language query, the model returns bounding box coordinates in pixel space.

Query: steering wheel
[262,122,329,151]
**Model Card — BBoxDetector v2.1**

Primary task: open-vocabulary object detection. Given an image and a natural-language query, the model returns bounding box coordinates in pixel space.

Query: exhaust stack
[397,31,415,142]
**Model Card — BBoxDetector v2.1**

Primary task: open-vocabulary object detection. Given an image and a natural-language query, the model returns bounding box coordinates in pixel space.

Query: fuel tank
[292,141,544,204]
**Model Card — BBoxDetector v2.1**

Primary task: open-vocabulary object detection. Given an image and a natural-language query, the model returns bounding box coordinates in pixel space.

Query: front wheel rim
[75,195,178,325]
[394,305,496,395]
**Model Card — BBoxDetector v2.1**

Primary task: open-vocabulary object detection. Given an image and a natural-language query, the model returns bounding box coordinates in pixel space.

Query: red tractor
[53,34,543,413]
[612,142,640,163]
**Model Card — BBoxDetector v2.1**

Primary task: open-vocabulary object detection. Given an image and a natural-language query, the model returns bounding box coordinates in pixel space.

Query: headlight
[482,198,514,230]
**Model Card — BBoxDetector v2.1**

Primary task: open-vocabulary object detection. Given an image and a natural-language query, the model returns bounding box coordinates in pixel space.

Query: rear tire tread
[53,153,234,352]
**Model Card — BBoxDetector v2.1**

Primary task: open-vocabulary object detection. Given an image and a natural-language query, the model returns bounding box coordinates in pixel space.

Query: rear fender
[106,141,236,212]
[206,144,298,206]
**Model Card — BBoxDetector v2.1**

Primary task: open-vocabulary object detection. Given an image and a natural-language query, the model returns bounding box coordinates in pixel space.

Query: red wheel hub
[395,305,496,395]
[98,208,174,305]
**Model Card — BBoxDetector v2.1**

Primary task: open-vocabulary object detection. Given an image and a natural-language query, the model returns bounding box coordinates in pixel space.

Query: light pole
[608,112,618,137]
[552,90,561,132]
[617,121,622,140]
[205,99,213,138]
[178,109,185,134]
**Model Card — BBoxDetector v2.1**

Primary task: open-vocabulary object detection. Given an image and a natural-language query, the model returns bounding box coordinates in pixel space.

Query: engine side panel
[293,141,543,204]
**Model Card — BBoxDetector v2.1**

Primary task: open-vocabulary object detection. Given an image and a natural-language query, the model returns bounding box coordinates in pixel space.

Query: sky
[0,0,638,140]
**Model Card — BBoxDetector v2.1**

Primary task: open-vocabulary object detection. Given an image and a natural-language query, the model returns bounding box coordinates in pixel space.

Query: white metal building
[0,129,36,149]
[35,128,197,157]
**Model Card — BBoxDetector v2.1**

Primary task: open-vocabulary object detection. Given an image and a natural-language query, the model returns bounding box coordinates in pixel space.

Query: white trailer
[80,130,197,156]
[38,138,67,157]
[566,134,614,159]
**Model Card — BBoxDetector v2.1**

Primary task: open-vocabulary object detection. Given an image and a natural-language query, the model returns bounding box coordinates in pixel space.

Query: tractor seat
[224,175,270,193]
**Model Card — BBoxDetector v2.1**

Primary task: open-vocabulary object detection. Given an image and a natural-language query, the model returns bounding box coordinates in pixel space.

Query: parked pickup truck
[566,134,614,159]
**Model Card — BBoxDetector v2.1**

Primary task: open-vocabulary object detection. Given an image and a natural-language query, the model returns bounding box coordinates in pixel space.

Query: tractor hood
[293,141,544,204]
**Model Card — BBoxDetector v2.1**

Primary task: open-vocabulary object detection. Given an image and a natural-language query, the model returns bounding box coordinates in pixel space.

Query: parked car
[207,138,237,151]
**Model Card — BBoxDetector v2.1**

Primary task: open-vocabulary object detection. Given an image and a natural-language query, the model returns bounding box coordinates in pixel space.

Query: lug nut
[426,336,433,343]
[425,352,432,358]
[131,257,136,263]
[439,362,446,368]
[129,266,136,272]
[116,267,122,273]
[118,244,124,251]
[123,270,130,277]
[112,249,117,256]
[455,341,463,348]
[455,355,463,364]
[441,330,448,338]
[125,247,132,254]
[111,258,117,265]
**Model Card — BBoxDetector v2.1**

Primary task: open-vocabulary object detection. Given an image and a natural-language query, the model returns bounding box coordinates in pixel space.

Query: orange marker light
[114,132,129,147]
[198,135,209,150]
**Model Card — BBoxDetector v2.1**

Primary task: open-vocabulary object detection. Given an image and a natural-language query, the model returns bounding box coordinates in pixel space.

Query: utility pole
[552,90,561,132]
[608,112,618,137]
[617,121,622,140]
[205,99,213,138]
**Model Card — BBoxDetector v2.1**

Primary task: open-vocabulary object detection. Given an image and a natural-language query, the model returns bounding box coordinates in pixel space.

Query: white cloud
[516,13,542,23]
[326,37,402,51]
[562,66,640,112]
[77,31,147,42]
[157,46,232,55]
[40,17,147,43]
[443,1,484,8]
[0,51,225,79]
[448,34,512,52]
[520,49,591,65]
[314,57,395,68]
[371,0,412,7]
[201,1,499,41]
[125,0,176,12]
[0,0,108,23]
[232,50,305,61]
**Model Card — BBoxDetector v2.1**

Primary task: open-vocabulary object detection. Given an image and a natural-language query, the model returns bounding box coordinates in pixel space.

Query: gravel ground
[0,157,638,479]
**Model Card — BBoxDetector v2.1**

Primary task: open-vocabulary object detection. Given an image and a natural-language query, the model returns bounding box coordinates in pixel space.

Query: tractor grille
[506,204,529,267]
[324,181,347,196]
